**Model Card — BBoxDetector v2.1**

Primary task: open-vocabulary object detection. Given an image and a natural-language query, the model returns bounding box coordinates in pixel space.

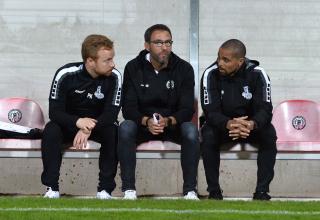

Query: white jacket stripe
[50,65,82,99]
[254,66,271,102]
[202,64,218,105]
[111,69,122,106]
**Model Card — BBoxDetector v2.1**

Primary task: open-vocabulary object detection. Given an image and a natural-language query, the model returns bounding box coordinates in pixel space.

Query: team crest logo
[242,86,252,100]
[8,109,22,123]
[166,80,175,89]
[94,86,104,99]
[292,116,306,130]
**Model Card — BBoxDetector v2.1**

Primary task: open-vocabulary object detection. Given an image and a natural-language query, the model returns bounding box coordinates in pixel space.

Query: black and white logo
[87,93,93,99]
[242,86,252,100]
[75,89,85,94]
[94,86,104,99]
[140,84,149,88]
[292,116,306,130]
[8,109,22,123]
[166,80,175,89]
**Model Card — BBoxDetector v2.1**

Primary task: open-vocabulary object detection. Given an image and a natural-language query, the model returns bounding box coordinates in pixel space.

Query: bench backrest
[272,99,320,142]
[0,97,45,129]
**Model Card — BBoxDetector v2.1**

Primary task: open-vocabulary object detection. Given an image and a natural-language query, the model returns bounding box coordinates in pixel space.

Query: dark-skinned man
[200,39,277,201]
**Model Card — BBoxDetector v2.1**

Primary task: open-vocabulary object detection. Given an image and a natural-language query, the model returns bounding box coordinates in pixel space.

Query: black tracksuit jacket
[122,50,195,125]
[48,62,122,131]
[200,58,273,131]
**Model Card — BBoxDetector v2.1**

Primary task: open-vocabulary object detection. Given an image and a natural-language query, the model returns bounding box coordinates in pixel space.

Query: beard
[152,52,170,66]
[95,68,113,77]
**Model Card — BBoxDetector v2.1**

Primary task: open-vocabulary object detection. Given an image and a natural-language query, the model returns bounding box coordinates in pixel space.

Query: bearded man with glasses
[118,24,200,200]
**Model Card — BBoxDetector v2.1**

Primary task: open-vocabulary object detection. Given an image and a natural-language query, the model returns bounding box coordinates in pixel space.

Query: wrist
[146,117,152,127]
[250,120,257,129]
[166,117,172,127]
[76,118,81,128]
[226,119,233,130]
[80,129,91,135]
[142,116,149,126]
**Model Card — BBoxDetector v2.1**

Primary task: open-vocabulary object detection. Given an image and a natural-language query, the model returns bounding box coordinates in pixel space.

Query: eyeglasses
[149,40,173,47]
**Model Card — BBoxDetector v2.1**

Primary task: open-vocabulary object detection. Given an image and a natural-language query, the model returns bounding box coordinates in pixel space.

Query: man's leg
[92,124,118,195]
[200,124,225,198]
[117,120,138,191]
[179,122,200,195]
[253,124,277,193]
[41,121,65,191]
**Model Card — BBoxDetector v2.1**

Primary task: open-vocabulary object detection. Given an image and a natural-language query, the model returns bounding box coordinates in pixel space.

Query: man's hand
[76,118,97,133]
[226,116,255,140]
[73,129,91,149]
[233,116,254,129]
[147,114,165,135]
[228,123,250,140]
[163,116,177,127]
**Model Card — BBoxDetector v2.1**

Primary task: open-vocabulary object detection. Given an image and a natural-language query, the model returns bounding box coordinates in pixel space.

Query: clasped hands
[73,117,97,149]
[226,116,255,140]
[146,114,174,135]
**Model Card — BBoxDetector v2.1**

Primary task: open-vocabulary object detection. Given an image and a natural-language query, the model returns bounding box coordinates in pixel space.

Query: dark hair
[81,34,113,62]
[220,39,246,58]
[144,24,172,42]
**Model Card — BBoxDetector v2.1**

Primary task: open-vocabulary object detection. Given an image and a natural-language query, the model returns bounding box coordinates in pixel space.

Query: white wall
[0,0,190,119]
[200,0,320,107]
[2,0,320,116]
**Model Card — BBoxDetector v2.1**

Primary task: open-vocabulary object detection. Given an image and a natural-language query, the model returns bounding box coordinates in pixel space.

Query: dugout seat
[0,97,45,129]
[0,97,45,150]
[272,99,320,152]
[136,141,180,151]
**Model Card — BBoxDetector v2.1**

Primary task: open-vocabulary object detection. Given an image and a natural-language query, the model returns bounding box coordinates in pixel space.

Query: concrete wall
[1,0,320,116]
[0,0,190,120]
[199,0,320,107]
[1,158,320,198]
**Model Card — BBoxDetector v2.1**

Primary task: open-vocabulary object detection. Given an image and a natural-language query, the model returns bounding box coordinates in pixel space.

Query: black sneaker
[208,190,223,200]
[253,192,271,201]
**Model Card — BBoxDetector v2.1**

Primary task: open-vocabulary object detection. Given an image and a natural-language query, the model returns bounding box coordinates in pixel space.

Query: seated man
[41,34,122,199]
[118,24,200,200]
[200,39,277,200]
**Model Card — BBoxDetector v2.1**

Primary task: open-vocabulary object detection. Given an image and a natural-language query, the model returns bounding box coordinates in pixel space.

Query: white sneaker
[44,187,60,199]
[96,190,112,200]
[184,191,199,200]
[123,190,137,200]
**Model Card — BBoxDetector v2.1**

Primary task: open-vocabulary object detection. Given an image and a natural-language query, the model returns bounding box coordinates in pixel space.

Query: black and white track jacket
[48,62,122,131]
[122,50,195,125]
[200,58,273,131]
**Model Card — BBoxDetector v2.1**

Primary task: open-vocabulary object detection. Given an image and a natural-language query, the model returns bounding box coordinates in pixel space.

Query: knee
[42,121,63,140]
[119,120,137,139]
[41,121,63,149]
[200,124,219,151]
[97,124,117,143]
[200,124,214,143]
[255,124,277,148]
[180,122,199,142]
